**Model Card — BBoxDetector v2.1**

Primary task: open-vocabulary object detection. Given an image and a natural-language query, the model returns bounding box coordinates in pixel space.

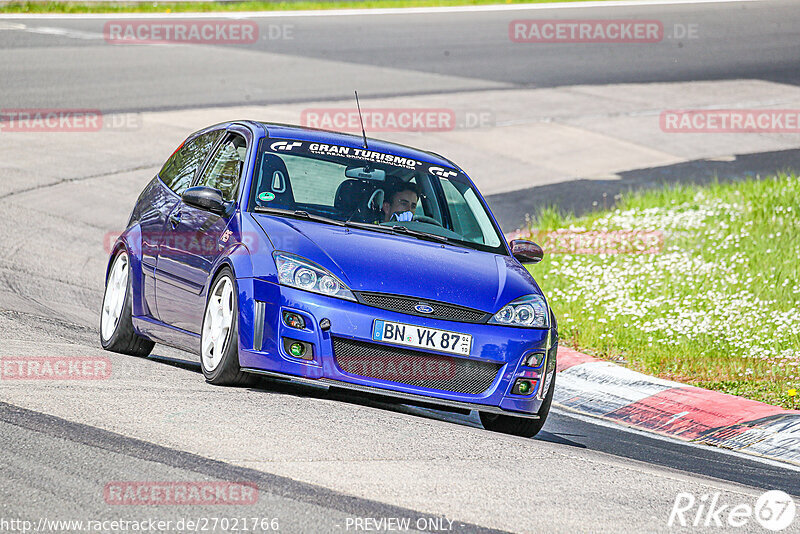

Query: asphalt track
[2,1,800,532]
[1,0,800,111]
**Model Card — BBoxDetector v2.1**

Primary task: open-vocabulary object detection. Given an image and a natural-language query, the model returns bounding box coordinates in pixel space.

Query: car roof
[253,121,460,170]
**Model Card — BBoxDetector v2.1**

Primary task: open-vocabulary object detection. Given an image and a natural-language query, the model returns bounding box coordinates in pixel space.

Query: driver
[382,181,420,222]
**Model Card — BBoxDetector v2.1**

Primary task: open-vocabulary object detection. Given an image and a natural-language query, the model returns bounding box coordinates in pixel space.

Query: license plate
[372,320,472,356]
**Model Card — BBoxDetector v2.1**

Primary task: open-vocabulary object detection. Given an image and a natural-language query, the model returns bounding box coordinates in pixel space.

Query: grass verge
[523,174,800,409]
[1,0,605,14]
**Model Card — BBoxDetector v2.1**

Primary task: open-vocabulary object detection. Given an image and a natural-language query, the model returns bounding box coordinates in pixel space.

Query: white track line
[6,24,105,39]
[0,0,760,20]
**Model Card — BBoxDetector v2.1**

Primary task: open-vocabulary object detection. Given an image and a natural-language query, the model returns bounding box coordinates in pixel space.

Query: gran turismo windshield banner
[267,138,461,177]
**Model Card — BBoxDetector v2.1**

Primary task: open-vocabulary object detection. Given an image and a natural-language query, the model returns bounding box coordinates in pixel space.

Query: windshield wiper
[254,209,448,245]
[253,206,345,227]
[343,220,394,234]
[388,224,453,244]
[345,220,453,244]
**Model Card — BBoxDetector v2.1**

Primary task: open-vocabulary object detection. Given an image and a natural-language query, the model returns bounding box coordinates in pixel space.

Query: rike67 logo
[668,490,796,531]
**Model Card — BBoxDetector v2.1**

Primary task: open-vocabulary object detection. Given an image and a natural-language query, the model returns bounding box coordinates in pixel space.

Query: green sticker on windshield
[258,192,276,202]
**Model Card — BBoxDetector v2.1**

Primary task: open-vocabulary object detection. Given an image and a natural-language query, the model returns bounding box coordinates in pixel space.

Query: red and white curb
[555,347,800,467]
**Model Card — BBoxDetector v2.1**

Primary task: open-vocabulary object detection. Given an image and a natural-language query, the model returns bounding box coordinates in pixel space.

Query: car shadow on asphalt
[486,148,800,232]
[146,350,586,446]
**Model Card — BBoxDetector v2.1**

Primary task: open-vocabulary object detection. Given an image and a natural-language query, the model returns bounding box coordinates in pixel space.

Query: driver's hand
[391,211,414,222]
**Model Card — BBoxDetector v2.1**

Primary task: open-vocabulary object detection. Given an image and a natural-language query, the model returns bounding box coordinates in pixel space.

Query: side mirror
[182,186,227,215]
[510,239,544,264]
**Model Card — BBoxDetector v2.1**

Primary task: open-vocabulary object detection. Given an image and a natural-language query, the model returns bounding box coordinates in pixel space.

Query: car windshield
[247,138,506,254]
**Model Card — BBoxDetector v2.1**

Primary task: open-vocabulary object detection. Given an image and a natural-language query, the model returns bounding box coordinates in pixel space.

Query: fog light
[282,338,313,360]
[512,379,535,395]
[282,311,306,329]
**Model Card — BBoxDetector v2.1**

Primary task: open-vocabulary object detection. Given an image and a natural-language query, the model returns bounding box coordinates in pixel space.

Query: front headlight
[273,252,356,301]
[489,294,550,328]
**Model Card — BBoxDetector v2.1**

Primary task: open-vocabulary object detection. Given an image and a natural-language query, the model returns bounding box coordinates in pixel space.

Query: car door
[154,132,247,333]
[139,129,222,320]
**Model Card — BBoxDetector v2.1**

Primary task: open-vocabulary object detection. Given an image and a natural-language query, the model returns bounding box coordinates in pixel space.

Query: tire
[100,250,155,357]
[200,267,251,386]
[479,373,556,438]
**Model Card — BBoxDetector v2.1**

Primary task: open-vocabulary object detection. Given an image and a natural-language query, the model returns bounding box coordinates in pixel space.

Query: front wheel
[200,268,250,386]
[100,250,154,357]
[479,373,555,438]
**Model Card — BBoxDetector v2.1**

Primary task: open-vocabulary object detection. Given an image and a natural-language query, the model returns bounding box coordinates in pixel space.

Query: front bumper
[236,278,557,416]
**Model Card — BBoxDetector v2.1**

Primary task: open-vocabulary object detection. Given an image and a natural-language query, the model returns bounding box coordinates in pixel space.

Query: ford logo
[414,304,434,314]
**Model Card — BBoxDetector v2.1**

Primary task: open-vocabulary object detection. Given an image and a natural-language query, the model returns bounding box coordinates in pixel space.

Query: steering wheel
[344,188,384,223]
[367,189,385,212]
[413,215,443,227]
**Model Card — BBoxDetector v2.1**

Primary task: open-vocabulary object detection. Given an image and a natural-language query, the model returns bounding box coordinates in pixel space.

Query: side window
[159,130,221,195]
[197,134,246,202]
[441,178,485,244]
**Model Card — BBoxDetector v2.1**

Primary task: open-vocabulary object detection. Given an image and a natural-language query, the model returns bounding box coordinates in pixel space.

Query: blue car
[100,121,558,437]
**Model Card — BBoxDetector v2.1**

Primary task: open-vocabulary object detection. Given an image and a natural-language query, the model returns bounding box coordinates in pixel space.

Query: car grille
[332,337,502,395]
[355,292,489,323]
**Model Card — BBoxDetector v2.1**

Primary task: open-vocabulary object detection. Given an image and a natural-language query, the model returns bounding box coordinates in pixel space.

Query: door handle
[169,211,182,228]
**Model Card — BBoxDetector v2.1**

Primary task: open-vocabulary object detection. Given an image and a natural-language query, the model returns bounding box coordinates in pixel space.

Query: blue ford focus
[101,121,558,437]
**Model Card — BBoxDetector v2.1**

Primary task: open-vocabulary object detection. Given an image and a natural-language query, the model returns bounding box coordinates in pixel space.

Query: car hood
[253,214,542,313]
